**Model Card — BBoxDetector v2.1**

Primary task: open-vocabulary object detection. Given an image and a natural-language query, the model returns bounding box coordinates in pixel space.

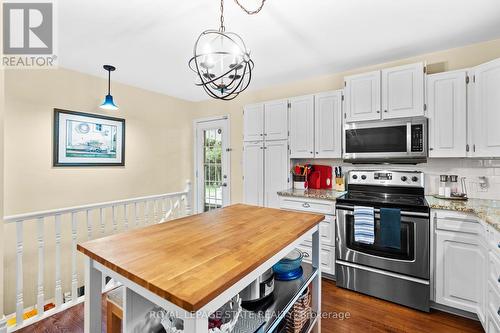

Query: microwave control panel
[411,124,424,152]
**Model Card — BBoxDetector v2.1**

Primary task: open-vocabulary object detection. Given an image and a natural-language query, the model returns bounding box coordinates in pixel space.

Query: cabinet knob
[497,276,500,283]
[429,148,434,151]
[497,242,500,249]
[302,203,310,208]
[497,307,500,316]
[316,152,319,154]
[384,110,388,113]
[376,110,380,114]
[310,151,313,154]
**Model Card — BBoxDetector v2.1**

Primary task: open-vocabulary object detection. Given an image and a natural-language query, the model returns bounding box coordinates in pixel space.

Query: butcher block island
[77,204,324,333]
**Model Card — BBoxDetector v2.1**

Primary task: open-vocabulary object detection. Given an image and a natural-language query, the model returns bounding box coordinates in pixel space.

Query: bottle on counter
[439,175,449,196]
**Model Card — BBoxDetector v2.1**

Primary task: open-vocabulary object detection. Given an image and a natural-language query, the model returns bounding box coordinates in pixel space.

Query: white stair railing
[0,180,192,333]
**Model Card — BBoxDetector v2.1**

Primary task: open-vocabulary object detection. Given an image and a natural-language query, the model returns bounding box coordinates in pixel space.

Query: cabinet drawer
[435,216,483,235]
[297,244,335,276]
[280,197,335,215]
[491,252,500,293]
[489,281,500,328]
[303,215,335,247]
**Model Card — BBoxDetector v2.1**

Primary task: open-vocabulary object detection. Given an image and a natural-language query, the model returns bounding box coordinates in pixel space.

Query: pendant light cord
[219,0,225,32]
[233,0,266,15]
[107,70,111,95]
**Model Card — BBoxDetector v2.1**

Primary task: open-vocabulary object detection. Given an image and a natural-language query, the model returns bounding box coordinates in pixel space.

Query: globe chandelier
[189,0,266,101]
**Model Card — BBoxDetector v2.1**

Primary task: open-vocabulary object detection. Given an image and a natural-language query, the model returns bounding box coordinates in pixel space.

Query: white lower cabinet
[433,210,500,331]
[279,196,336,277]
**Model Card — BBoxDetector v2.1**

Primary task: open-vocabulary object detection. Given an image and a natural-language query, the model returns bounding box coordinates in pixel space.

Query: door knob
[222,183,228,187]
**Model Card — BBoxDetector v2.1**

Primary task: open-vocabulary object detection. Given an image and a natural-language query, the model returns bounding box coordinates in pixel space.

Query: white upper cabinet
[243,104,264,141]
[289,95,315,158]
[427,70,467,157]
[264,140,289,208]
[264,99,288,141]
[344,71,381,122]
[469,58,500,157]
[382,62,425,119]
[243,141,264,206]
[314,91,343,158]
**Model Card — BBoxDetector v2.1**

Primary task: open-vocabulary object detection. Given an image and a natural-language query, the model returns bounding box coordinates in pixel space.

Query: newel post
[185,179,193,215]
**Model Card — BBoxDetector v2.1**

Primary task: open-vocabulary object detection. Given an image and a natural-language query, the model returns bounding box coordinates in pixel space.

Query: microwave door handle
[407,122,412,155]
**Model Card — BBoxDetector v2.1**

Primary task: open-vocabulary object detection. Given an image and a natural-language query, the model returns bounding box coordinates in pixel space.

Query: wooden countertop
[77,204,324,311]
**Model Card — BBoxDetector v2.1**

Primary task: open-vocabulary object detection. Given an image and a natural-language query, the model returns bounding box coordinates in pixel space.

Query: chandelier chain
[233,0,266,15]
[219,0,225,32]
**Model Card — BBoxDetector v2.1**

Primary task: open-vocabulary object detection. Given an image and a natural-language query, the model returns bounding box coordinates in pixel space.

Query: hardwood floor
[17,279,483,333]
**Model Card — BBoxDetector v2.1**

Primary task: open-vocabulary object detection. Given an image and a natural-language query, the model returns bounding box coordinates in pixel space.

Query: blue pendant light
[100,65,118,110]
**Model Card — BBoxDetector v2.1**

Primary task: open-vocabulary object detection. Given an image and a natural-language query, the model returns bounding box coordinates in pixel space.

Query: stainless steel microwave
[343,118,427,164]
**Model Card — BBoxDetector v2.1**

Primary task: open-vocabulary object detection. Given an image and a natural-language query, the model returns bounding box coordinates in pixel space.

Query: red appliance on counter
[307,165,332,189]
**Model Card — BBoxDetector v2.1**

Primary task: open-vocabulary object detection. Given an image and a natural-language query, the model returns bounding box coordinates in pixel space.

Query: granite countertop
[277,188,347,201]
[426,196,500,232]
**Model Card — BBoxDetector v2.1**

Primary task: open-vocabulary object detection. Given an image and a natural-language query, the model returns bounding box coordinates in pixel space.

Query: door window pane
[203,128,223,211]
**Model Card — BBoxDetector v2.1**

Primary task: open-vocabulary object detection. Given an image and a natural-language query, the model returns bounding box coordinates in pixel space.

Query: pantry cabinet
[381,62,425,119]
[243,100,288,142]
[243,141,264,206]
[264,140,289,208]
[427,70,468,157]
[243,140,288,209]
[344,70,381,122]
[314,91,343,158]
[289,95,315,158]
[469,58,500,158]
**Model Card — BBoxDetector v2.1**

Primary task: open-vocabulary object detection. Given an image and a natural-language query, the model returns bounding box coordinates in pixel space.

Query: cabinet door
[264,140,289,208]
[264,99,288,141]
[344,71,381,122]
[314,91,342,158]
[470,58,500,157]
[435,230,486,322]
[243,141,264,206]
[243,104,264,141]
[289,95,314,158]
[382,62,425,119]
[427,70,467,157]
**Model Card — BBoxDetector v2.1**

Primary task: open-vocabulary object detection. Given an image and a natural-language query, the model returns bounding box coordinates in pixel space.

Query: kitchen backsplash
[293,158,500,200]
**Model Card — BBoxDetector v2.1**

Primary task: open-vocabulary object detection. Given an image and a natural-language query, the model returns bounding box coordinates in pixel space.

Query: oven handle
[336,205,429,218]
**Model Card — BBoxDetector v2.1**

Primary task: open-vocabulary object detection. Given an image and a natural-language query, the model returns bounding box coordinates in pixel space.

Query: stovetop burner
[337,170,429,212]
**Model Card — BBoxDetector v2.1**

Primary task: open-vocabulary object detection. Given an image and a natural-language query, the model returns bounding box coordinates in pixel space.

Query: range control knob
[352,175,358,180]
[401,176,408,182]
[361,175,367,180]
[412,176,419,182]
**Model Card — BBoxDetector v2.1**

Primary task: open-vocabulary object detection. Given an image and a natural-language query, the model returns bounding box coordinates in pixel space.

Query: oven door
[343,118,427,163]
[336,205,429,279]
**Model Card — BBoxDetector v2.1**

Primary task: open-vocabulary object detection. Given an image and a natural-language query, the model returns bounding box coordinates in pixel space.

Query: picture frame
[53,109,125,166]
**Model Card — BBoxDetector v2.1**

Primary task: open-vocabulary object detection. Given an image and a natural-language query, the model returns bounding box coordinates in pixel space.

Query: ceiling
[58,0,500,101]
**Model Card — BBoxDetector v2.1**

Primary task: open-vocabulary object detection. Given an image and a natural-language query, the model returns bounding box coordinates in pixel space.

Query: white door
[382,62,425,119]
[264,140,289,208]
[195,118,230,213]
[264,99,288,141]
[470,58,500,157]
[344,71,381,122]
[435,230,486,321]
[314,91,343,158]
[243,141,264,206]
[243,103,264,141]
[289,95,314,158]
[427,70,467,157]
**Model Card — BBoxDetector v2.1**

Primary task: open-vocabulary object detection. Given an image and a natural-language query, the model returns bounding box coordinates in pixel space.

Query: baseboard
[322,273,335,281]
[430,301,479,321]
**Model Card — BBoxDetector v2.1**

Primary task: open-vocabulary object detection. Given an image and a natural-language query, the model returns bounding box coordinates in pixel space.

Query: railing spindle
[100,208,105,236]
[185,179,192,215]
[161,198,167,222]
[15,220,24,326]
[123,204,129,229]
[86,209,92,240]
[144,201,149,225]
[54,214,63,307]
[36,217,45,317]
[112,205,118,233]
[71,212,78,302]
[134,202,139,227]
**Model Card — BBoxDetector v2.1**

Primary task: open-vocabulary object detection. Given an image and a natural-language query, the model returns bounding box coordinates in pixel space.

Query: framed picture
[53,109,125,166]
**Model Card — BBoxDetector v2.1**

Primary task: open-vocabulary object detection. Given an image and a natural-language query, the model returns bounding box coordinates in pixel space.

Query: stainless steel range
[335,170,430,312]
